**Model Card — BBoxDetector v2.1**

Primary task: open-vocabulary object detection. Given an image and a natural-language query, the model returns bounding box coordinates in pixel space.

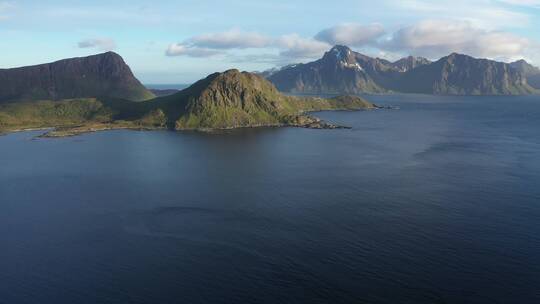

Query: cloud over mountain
[166,29,331,60]
[166,20,536,64]
[314,23,385,47]
[276,34,330,59]
[385,20,531,61]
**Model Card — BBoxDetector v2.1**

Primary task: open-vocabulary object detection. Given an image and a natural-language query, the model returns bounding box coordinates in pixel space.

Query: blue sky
[1,0,539,83]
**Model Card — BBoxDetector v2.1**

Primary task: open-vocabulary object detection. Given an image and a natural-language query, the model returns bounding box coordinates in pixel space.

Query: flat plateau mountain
[267,45,539,95]
[0,52,155,103]
[0,53,376,136]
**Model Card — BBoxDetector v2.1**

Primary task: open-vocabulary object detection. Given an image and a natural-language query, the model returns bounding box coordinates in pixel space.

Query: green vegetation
[0,70,376,136]
[153,69,376,131]
[0,99,112,131]
[0,98,164,136]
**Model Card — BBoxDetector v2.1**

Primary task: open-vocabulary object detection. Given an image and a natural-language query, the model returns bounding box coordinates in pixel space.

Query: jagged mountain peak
[510,59,540,76]
[323,45,356,64]
[392,56,431,72]
[443,52,473,62]
[267,45,538,95]
[328,45,353,55]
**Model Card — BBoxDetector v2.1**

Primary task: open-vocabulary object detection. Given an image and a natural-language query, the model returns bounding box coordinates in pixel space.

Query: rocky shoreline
[0,116,354,138]
[0,105,395,138]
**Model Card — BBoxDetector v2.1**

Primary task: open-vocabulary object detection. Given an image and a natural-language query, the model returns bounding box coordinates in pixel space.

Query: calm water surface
[1,95,539,303]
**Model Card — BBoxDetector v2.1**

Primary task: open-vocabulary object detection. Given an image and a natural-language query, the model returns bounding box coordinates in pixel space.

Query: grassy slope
[150,70,375,130]
[0,71,376,135]
[0,98,166,134]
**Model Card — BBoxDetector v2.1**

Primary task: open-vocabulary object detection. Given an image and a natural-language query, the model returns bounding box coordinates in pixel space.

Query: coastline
[0,118,351,138]
[0,105,390,138]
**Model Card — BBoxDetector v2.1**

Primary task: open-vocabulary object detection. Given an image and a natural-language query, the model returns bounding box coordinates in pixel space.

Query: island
[0,53,377,137]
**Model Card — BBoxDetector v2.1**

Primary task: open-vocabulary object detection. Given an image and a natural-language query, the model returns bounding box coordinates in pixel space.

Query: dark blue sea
[1,95,539,303]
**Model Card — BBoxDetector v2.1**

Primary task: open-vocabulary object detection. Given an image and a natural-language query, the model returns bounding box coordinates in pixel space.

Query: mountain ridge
[267,46,539,95]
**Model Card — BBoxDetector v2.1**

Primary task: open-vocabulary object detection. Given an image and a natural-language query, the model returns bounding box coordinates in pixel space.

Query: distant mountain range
[266,45,539,95]
[0,52,154,103]
[0,53,375,136]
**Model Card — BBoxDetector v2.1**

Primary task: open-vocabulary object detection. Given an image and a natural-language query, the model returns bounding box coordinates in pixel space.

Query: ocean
[1,94,539,303]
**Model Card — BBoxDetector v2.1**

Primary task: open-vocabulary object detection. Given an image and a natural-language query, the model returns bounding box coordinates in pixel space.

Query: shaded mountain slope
[510,59,540,90]
[267,46,537,95]
[395,53,537,95]
[0,52,154,102]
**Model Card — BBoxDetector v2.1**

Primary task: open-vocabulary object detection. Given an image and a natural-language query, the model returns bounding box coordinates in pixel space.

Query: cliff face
[267,46,538,95]
[268,46,390,94]
[268,45,431,94]
[510,59,540,90]
[396,53,536,95]
[0,52,154,102]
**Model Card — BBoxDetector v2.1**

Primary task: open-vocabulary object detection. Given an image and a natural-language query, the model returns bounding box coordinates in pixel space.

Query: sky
[1,0,540,84]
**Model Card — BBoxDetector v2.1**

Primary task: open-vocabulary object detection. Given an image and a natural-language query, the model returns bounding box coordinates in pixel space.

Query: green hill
[0,70,376,136]
[151,69,375,130]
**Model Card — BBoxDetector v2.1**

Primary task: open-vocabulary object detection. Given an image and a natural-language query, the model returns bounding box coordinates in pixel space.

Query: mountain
[153,69,376,130]
[0,69,376,136]
[267,45,391,94]
[266,45,431,94]
[395,53,536,95]
[0,52,154,102]
[391,56,431,72]
[510,59,540,90]
[267,46,537,95]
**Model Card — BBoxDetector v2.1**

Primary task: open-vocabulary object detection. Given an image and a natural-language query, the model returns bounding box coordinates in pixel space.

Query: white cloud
[395,0,531,29]
[189,28,272,49]
[276,34,330,59]
[315,23,385,47]
[385,20,531,61]
[78,38,117,51]
[166,29,331,60]
[165,19,539,65]
[165,43,223,57]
